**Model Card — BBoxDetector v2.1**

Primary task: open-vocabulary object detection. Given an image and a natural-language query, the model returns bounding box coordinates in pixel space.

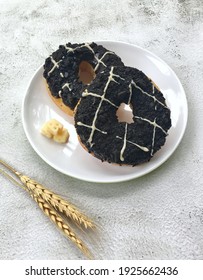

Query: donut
[74,66,171,166]
[43,42,124,116]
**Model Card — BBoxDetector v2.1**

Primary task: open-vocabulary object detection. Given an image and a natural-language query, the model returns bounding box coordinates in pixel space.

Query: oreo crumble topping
[43,42,124,110]
[74,66,171,166]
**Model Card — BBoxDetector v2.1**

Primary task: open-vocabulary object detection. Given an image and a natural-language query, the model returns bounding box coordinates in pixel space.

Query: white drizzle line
[117,80,167,161]
[94,51,114,71]
[131,81,167,156]
[131,80,167,135]
[118,81,149,158]
[128,82,133,104]
[50,43,121,92]
[82,89,118,108]
[152,84,158,110]
[132,81,168,156]
[48,56,62,76]
[116,136,149,153]
[83,42,95,53]
[64,42,94,54]
[119,123,128,161]
[150,117,157,156]
[77,67,125,147]
[117,82,133,161]
[77,122,107,135]
[58,82,72,97]
[49,42,120,78]
[152,83,155,94]
[87,67,118,146]
[131,80,168,109]
[134,116,167,135]
[64,46,74,52]
[151,84,156,156]
[62,82,71,91]
[64,43,120,75]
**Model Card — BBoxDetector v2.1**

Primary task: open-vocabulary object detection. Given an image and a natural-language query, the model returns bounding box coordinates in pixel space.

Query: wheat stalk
[19,174,95,230]
[0,160,95,229]
[0,159,95,259]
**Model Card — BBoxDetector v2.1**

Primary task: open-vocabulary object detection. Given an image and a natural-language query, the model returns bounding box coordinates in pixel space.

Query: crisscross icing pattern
[77,70,168,162]
[116,80,168,161]
[77,67,124,146]
[47,56,62,76]
[46,43,120,97]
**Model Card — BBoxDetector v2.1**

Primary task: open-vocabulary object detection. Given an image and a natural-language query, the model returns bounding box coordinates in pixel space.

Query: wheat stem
[0,168,27,191]
[0,159,17,174]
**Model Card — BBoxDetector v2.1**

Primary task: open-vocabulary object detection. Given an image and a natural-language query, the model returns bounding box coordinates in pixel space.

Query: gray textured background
[0,0,203,259]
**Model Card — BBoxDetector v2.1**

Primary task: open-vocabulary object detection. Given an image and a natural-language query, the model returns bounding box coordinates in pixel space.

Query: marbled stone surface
[0,0,203,259]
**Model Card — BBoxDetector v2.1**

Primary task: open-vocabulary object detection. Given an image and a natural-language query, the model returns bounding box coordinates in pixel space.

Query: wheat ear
[0,159,95,259]
[18,174,95,230]
[0,160,95,229]
[32,194,92,259]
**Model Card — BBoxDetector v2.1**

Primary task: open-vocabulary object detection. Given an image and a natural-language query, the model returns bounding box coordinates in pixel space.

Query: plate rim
[22,40,188,183]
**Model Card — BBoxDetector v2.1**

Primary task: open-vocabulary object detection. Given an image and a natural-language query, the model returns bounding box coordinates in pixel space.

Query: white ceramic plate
[22,41,188,183]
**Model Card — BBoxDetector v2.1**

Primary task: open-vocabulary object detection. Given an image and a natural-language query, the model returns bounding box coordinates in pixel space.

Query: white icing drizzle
[58,82,72,97]
[82,89,118,108]
[50,43,122,100]
[77,122,107,135]
[94,51,114,71]
[48,43,95,78]
[83,42,94,53]
[116,136,149,153]
[152,84,158,110]
[118,82,134,161]
[64,46,74,52]
[62,82,71,91]
[77,67,124,147]
[64,43,120,75]
[131,80,167,136]
[128,82,133,104]
[117,80,168,161]
[131,80,168,109]
[150,117,157,156]
[134,115,167,135]
[64,42,94,54]
[131,81,167,157]
[120,123,128,161]
[48,56,62,76]
[151,84,156,156]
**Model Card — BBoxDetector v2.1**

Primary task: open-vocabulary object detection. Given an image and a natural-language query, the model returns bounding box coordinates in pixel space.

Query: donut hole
[116,103,134,124]
[78,61,96,85]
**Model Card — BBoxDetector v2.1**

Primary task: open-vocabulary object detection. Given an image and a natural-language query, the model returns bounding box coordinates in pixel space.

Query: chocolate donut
[74,66,171,166]
[43,42,124,115]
